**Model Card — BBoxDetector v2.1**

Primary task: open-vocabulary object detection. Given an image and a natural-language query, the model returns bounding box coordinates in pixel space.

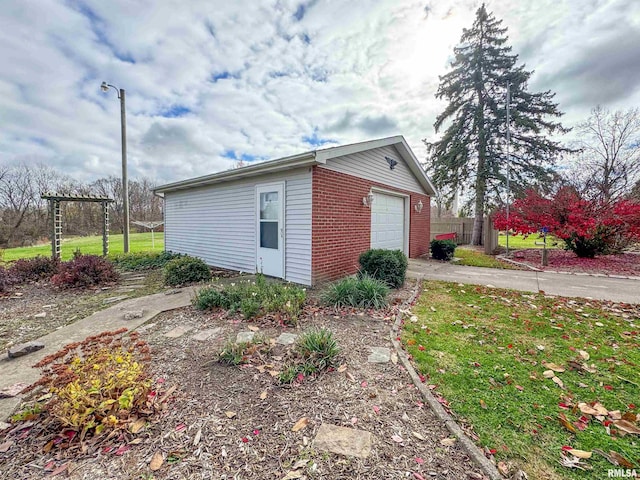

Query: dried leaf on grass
[542,362,565,372]
[150,451,164,471]
[593,449,635,468]
[613,419,640,435]
[568,449,592,459]
[558,413,577,433]
[291,417,309,432]
[559,453,592,470]
[552,376,564,389]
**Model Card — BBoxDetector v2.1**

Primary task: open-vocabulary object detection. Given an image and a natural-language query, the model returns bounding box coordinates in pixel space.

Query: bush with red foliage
[10,256,59,282]
[494,187,640,258]
[51,255,119,289]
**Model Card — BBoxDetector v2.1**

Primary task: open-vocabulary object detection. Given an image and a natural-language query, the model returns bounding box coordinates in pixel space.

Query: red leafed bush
[51,255,119,289]
[10,256,59,282]
[494,187,640,258]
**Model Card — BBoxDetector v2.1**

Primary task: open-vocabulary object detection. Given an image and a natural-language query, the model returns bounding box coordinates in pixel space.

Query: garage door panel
[371,193,405,252]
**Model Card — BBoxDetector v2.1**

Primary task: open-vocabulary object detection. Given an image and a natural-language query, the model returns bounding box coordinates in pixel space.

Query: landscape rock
[276,333,297,345]
[193,327,222,342]
[103,295,128,304]
[0,383,29,399]
[7,341,45,359]
[123,310,144,320]
[164,325,194,338]
[236,331,255,343]
[367,347,391,363]
[313,424,373,458]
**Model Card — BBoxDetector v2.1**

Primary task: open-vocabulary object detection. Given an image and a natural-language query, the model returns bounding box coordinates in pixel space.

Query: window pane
[260,221,278,249]
[260,192,279,220]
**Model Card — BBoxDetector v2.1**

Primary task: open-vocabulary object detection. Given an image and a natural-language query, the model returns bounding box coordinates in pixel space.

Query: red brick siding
[311,166,430,285]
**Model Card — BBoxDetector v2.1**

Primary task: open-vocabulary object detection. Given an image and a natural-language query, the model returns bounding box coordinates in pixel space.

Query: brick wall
[311,167,430,285]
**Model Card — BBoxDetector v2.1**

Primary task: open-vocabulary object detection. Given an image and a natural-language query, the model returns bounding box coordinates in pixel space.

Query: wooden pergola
[41,193,115,259]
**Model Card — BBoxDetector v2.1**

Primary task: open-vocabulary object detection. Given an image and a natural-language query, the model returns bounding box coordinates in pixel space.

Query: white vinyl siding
[319,145,426,194]
[164,168,312,285]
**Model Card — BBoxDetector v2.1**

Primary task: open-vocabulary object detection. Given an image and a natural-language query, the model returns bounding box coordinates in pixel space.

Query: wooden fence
[430,217,499,254]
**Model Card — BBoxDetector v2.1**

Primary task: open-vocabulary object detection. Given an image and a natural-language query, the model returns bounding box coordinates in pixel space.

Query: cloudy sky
[1,0,639,185]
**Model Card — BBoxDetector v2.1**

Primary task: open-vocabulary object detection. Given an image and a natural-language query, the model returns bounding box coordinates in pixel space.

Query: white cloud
[0,0,639,185]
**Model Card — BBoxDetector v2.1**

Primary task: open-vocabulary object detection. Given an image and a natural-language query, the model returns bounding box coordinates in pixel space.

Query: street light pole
[101,82,130,253]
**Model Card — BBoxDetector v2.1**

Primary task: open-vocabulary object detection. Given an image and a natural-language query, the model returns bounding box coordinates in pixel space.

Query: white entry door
[256,183,284,278]
[371,192,406,252]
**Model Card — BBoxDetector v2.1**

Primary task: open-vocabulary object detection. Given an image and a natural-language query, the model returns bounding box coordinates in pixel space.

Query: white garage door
[371,193,405,251]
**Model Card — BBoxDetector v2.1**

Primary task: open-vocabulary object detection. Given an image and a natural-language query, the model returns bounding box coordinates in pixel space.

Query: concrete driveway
[407,258,640,304]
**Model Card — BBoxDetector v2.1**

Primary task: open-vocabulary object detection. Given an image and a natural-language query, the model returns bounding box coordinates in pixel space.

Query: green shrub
[51,255,118,289]
[193,274,306,322]
[320,274,388,309]
[111,251,183,271]
[9,256,59,282]
[278,328,339,384]
[193,287,228,310]
[430,239,457,261]
[358,249,408,288]
[163,255,211,286]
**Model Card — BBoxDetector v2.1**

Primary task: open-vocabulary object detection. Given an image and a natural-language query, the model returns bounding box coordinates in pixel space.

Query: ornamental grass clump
[320,274,388,309]
[18,329,156,444]
[278,328,339,384]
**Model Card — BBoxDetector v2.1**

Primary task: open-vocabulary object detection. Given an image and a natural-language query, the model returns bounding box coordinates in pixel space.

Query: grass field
[404,282,639,479]
[498,233,560,249]
[454,246,516,269]
[1,232,164,262]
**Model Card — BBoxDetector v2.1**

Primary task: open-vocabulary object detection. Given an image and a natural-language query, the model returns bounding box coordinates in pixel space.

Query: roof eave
[154,152,318,194]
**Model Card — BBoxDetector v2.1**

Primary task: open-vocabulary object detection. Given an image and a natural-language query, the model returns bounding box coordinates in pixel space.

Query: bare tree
[569,106,640,202]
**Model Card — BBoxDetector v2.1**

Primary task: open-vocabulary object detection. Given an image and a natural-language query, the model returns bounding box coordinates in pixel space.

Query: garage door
[371,193,405,251]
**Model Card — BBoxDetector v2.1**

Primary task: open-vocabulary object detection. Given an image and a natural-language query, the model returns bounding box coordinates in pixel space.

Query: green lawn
[455,246,517,269]
[1,232,164,262]
[499,233,560,249]
[404,282,639,479]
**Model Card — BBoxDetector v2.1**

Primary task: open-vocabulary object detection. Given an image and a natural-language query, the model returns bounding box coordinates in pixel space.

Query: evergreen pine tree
[427,4,570,244]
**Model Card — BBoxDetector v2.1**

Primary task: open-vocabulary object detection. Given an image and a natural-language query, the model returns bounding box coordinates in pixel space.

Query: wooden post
[102,201,109,257]
[51,200,61,260]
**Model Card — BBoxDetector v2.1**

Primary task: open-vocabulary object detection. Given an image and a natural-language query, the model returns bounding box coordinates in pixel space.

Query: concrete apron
[408,258,640,305]
[0,287,196,422]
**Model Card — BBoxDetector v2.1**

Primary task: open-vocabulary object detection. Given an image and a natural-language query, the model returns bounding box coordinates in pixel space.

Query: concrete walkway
[408,258,640,304]
[0,287,196,422]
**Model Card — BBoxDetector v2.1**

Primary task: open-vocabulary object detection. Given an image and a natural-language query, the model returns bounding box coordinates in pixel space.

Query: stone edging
[390,279,504,480]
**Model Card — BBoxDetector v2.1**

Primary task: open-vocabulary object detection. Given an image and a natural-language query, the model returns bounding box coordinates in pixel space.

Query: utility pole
[101,82,130,253]
[506,82,511,257]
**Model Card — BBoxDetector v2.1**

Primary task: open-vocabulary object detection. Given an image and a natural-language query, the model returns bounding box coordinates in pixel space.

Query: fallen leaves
[440,437,456,446]
[129,418,146,434]
[224,411,236,419]
[291,417,309,432]
[613,419,640,435]
[0,440,13,453]
[542,361,565,372]
[567,449,592,459]
[149,451,164,471]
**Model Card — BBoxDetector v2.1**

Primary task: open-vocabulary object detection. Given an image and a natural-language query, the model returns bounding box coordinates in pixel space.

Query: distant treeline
[0,164,163,248]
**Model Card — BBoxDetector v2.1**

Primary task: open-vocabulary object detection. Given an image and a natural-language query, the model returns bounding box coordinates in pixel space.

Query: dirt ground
[0,280,487,480]
[0,270,165,352]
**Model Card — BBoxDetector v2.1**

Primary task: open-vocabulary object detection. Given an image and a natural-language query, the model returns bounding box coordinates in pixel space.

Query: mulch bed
[0,281,487,480]
[511,249,640,277]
